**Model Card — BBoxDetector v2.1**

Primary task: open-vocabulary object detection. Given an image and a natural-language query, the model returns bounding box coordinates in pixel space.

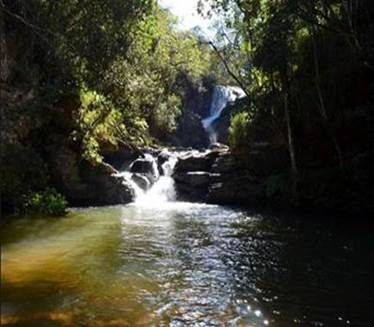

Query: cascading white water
[120,171,145,199]
[135,153,177,205]
[142,153,160,181]
[120,151,178,206]
[202,85,246,143]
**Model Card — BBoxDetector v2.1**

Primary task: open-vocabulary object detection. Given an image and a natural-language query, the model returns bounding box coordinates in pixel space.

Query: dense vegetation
[199,0,374,211]
[0,0,223,214]
[1,0,373,214]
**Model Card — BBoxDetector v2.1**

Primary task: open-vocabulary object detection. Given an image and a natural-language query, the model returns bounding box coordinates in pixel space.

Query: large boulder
[209,143,230,152]
[80,162,135,205]
[130,156,159,184]
[172,147,270,205]
[174,150,221,173]
[50,147,134,206]
[174,171,212,188]
[130,158,155,175]
[173,172,213,202]
[173,150,223,202]
[211,151,240,174]
[157,151,171,167]
[103,145,140,171]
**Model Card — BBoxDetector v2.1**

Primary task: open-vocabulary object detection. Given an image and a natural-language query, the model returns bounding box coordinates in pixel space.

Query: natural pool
[1,202,374,326]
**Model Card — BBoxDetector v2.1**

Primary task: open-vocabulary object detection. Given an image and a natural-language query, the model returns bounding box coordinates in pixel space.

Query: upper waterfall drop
[202,85,246,143]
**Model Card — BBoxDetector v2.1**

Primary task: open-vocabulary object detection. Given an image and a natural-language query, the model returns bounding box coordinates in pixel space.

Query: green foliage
[3,0,218,214]
[206,0,373,167]
[23,188,68,216]
[228,111,252,154]
[89,6,215,144]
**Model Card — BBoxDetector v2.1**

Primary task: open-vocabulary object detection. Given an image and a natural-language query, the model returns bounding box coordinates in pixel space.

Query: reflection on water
[1,203,374,326]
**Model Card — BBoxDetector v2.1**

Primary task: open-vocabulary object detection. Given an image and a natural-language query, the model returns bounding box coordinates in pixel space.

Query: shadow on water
[1,204,374,326]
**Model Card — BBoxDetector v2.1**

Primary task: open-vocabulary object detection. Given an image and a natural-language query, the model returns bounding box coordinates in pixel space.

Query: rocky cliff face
[172,75,214,148]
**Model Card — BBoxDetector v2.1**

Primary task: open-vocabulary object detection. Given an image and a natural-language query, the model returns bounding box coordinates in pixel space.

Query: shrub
[24,188,68,216]
[228,111,252,155]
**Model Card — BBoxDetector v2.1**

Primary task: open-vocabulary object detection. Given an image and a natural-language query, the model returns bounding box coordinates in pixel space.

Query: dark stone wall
[172,75,215,148]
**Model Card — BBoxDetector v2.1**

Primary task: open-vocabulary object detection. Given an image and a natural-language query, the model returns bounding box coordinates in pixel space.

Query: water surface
[1,203,374,326]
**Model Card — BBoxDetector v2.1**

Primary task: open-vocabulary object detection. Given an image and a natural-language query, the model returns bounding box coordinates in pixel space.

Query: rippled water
[1,203,374,326]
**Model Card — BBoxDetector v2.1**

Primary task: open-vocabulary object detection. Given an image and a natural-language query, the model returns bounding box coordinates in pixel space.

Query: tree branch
[208,41,250,98]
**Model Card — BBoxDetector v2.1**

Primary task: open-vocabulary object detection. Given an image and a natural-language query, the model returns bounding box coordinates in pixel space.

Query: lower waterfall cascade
[118,151,179,205]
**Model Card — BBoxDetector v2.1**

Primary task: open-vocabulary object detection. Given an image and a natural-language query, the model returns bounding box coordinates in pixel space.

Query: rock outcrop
[172,75,214,148]
[79,162,134,206]
[50,147,134,206]
[172,143,289,205]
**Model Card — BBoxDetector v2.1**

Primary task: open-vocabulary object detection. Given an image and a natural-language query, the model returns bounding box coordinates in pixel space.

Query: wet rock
[130,158,155,174]
[103,145,139,171]
[173,150,222,201]
[174,171,212,188]
[172,147,271,205]
[174,152,216,173]
[158,151,171,166]
[209,143,230,152]
[130,157,158,184]
[211,152,239,174]
[131,173,150,191]
[157,150,172,174]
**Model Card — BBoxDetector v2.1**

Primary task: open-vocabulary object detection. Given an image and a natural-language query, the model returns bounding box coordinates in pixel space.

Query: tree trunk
[284,90,298,200]
[282,72,298,202]
[0,3,10,85]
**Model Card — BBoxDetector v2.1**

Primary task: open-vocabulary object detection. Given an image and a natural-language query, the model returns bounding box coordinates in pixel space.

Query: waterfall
[202,85,246,143]
[135,153,177,204]
[120,171,145,199]
[119,151,178,205]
